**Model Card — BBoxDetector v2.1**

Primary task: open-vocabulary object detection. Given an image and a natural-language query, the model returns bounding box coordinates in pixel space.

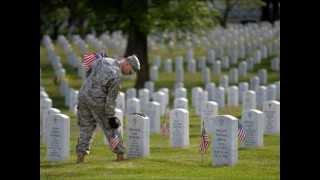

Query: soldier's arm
[104,76,120,118]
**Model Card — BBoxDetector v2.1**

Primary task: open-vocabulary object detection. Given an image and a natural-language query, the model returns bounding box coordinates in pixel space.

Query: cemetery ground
[40,43,280,179]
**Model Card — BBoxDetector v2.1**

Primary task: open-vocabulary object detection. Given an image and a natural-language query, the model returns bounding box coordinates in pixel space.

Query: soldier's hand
[108,116,121,129]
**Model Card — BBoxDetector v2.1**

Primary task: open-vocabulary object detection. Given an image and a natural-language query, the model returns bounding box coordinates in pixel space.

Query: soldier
[76,52,140,163]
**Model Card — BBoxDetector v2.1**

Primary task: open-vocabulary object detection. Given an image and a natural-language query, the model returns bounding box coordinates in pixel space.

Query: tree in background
[40,0,68,41]
[209,0,265,28]
[89,0,219,89]
[260,0,280,23]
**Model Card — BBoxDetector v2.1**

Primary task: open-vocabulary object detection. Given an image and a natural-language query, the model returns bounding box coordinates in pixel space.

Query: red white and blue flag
[199,123,209,153]
[82,52,98,71]
[238,121,246,145]
[109,134,120,151]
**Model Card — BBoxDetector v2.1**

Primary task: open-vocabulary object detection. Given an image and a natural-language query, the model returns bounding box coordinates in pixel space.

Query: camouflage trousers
[76,95,125,156]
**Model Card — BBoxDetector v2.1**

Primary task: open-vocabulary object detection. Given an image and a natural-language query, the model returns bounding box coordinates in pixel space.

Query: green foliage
[237,0,265,9]
[41,0,220,38]
[148,0,219,34]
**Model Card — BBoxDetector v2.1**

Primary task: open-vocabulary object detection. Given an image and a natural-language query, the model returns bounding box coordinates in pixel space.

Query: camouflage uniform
[76,57,125,156]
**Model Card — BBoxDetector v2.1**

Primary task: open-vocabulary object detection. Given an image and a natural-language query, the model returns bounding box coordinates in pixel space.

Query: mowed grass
[40,42,280,180]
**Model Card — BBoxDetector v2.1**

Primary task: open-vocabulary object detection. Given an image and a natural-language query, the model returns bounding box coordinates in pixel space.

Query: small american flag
[199,122,209,153]
[109,134,120,151]
[238,121,246,145]
[161,108,170,136]
[82,52,98,71]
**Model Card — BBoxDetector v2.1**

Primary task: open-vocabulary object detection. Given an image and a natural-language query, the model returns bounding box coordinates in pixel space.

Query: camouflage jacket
[79,57,121,118]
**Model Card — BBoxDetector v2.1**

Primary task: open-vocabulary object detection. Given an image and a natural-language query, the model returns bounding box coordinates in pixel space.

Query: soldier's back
[79,57,120,105]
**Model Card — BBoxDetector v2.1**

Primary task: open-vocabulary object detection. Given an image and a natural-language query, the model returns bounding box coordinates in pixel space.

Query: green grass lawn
[40,42,279,180]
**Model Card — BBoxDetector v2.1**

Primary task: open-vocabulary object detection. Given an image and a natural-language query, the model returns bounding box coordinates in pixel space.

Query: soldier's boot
[76,153,86,163]
[115,153,125,161]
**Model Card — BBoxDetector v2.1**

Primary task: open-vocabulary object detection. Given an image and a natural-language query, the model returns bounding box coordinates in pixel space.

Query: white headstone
[67,89,76,113]
[174,87,187,99]
[239,82,249,104]
[255,50,262,64]
[159,88,169,108]
[258,69,268,85]
[230,48,238,65]
[203,68,211,84]
[212,115,238,166]
[138,89,150,114]
[250,76,260,91]
[150,66,159,81]
[164,59,173,73]
[256,86,267,110]
[262,46,268,58]
[144,81,155,94]
[59,79,69,97]
[126,88,137,99]
[192,87,202,108]
[227,86,239,107]
[174,82,184,90]
[263,100,280,134]
[186,48,193,62]
[176,67,184,82]
[202,101,218,133]
[213,61,221,76]
[188,60,196,73]
[247,58,254,71]
[175,56,183,71]
[267,84,277,101]
[152,91,166,116]
[215,87,225,108]
[207,49,216,65]
[127,114,150,158]
[198,56,206,71]
[126,98,140,116]
[220,75,229,89]
[199,91,208,116]
[47,114,70,161]
[147,101,161,133]
[44,108,61,144]
[243,90,256,113]
[222,56,230,69]
[206,83,216,101]
[115,108,124,138]
[229,68,239,84]
[271,58,280,71]
[241,109,264,147]
[174,98,188,109]
[275,81,280,101]
[170,109,189,148]
[116,92,126,112]
[153,56,161,68]
[239,61,247,77]
[40,98,52,139]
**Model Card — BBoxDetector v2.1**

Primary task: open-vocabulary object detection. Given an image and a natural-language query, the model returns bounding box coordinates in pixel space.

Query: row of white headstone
[148,21,279,60]
[191,81,280,110]
[42,38,81,115]
[150,53,279,86]
[55,35,87,81]
[123,99,279,166]
[40,87,70,162]
[42,83,279,164]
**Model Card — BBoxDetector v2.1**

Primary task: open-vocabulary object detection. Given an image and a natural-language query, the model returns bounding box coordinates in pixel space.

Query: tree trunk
[52,23,59,40]
[261,0,271,21]
[272,0,280,22]
[221,9,230,28]
[124,26,150,89]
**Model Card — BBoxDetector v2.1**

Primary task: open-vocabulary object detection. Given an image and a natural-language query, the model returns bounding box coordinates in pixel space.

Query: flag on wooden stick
[199,121,209,154]
[238,121,246,145]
